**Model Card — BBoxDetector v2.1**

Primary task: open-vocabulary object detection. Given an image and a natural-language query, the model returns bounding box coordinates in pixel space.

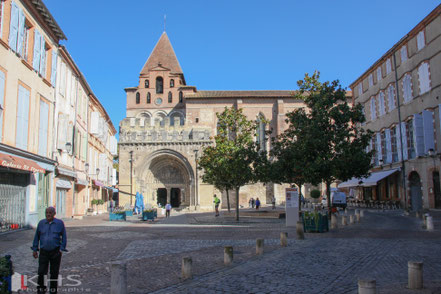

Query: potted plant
[310,189,321,203]
[109,207,126,221]
[91,199,99,215]
[302,211,329,233]
[142,208,157,221]
[124,208,133,217]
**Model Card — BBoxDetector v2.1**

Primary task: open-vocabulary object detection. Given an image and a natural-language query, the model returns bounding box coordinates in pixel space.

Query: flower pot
[109,213,126,221]
[142,211,156,221]
[125,210,133,217]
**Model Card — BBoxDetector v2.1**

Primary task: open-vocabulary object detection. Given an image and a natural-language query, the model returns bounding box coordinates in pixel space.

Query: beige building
[119,32,308,210]
[347,4,441,210]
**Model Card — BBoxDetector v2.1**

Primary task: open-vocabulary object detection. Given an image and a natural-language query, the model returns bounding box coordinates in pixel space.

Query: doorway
[157,188,167,207]
[170,188,180,207]
[409,172,422,211]
[433,171,441,208]
[56,188,67,218]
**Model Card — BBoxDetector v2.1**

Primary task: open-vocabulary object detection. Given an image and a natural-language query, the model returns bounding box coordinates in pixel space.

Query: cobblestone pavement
[1,207,440,293]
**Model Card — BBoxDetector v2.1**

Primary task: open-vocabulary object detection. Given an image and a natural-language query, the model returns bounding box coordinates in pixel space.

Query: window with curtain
[417,31,425,51]
[378,92,385,116]
[387,85,396,111]
[402,74,413,103]
[376,67,382,83]
[406,119,416,159]
[370,97,376,120]
[401,45,408,63]
[418,62,431,94]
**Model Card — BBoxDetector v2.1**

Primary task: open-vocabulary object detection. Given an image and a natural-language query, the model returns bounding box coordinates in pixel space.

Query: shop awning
[56,166,77,178]
[93,180,104,187]
[56,179,72,189]
[0,152,45,173]
[338,168,400,188]
[76,178,88,186]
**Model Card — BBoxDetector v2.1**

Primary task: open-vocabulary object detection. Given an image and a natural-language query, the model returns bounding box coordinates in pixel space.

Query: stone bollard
[416,211,421,218]
[349,215,354,224]
[426,216,434,231]
[280,232,288,247]
[358,279,376,294]
[342,215,348,226]
[360,210,365,218]
[224,246,233,265]
[182,257,193,280]
[408,261,423,289]
[296,221,305,240]
[256,239,264,255]
[110,262,127,294]
[355,210,361,223]
[331,215,338,229]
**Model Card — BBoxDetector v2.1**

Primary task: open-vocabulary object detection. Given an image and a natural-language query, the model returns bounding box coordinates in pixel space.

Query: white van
[321,188,347,209]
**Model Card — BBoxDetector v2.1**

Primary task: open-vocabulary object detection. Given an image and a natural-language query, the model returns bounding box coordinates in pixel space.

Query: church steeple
[140,32,183,75]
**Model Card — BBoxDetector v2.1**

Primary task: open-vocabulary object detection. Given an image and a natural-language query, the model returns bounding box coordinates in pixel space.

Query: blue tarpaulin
[134,192,145,214]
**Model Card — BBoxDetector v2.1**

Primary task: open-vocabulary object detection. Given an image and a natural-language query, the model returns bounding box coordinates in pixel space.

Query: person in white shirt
[165,203,172,218]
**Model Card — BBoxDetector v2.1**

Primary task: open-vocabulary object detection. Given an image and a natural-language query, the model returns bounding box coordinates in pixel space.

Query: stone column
[110,262,127,294]
[224,246,233,265]
[181,188,185,203]
[280,232,288,247]
[166,188,171,204]
[256,239,264,255]
[358,279,376,294]
[182,257,192,279]
[408,261,423,289]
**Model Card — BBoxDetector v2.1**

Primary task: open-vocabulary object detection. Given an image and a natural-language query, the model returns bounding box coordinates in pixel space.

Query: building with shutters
[0,0,65,230]
[118,32,313,210]
[347,4,441,210]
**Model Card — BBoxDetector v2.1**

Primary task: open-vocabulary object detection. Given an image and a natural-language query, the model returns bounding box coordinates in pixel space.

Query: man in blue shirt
[31,207,67,294]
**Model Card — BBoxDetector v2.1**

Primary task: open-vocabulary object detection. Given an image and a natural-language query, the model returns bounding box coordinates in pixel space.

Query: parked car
[321,188,347,209]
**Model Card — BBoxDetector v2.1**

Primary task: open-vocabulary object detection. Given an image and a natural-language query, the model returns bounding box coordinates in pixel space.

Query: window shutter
[39,34,46,76]
[418,63,430,94]
[413,113,425,157]
[396,125,402,162]
[50,50,57,86]
[376,132,382,162]
[32,29,41,71]
[376,67,382,82]
[16,7,24,55]
[386,59,392,74]
[90,112,99,134]
[417,31,425,51]
[403,74,412,103]
[0,71,5,141]
[379,92,385,115]
[358,83,362,96]
[370,97,376,120]
[401,46,408,62]
[368,74,373,87]
[82,133,87,160]
[385,129,392,163]
[56,113,67,150]
[422,110,435,154]
[8,1,19,51]
[400,122,408,160]
[38,101,49,156]
[388,85,395,111]
[16,86,29,150]
[0,1,4,37]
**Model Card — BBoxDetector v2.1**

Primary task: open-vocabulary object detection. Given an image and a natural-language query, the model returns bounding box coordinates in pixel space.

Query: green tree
[282,71,373,216]
[198,107,268,221]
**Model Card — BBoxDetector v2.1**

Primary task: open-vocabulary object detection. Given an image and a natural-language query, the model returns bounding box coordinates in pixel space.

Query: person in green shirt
[213,194,220,217]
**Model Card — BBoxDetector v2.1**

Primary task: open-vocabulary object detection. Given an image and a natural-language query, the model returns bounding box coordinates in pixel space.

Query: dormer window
[168,92,172,103]
[170,79,174,88]
[156,77,163,94]
[145,80,149,88]
[136,92,140,104]
[179,91,183,103]
[147,92,151,104]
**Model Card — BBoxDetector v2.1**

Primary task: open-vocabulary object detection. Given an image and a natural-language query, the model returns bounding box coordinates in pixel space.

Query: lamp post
[129,151,133,206]
[193,149,198,210]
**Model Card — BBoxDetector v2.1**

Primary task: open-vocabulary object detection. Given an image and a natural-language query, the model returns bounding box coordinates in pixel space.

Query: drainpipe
[392,52,408,210]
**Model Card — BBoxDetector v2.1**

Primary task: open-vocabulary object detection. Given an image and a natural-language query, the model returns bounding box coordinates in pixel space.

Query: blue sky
[44,0,440,133]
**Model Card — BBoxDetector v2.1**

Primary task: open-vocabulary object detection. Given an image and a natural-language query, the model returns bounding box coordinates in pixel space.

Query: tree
[198,107,268,221]
[281,71,373,216]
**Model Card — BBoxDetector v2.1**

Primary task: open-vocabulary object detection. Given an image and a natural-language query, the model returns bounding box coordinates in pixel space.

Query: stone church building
[118,32,308,210]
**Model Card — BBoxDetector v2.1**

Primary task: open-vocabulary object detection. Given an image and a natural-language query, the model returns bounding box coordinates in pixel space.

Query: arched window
[147,92,151,104]
[168,92,172,103]
[170,79,174,88]
[136,92,140,104]
[144,80,149,88]
[179,91,183,103]
[156,77,163,94]
[256,114,267,152]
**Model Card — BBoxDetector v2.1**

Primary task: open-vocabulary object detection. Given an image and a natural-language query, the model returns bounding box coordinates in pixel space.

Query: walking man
[213,194,221,216]
[31,207,67,294]
[271,196,276,209]
[165,202,172,218]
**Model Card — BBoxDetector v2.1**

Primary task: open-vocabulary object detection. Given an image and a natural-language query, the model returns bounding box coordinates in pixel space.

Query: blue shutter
[39,34,46,76]
[16,86,29,150]
[422,110,434,154]
[16,7,24,56]
[51,50,57,86]
[38,100,49,156]
[32,29,41,71]
[413,114,425,157]
[385,129,392,163]
[0,71,5,141]
[395,125,402,162]
[400,122,408,160]
[8,1,19,51]
[376,132,382,162]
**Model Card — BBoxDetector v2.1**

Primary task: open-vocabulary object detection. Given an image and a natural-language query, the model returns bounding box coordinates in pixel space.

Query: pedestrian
[109,198,114,213]
[255,198,261,210]
[271,196,276,209]
[249,198,253,208]
[213,194,221,216]
[31,207,67,294]
[165,202,172,218]
[251,198,255,208]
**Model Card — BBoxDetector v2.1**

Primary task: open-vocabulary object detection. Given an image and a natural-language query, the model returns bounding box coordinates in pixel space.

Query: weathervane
[164,14,166,32]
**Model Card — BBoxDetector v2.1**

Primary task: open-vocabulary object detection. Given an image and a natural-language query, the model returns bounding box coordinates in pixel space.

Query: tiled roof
[140,32,183,74]
[30,0,66,40]
[185,90,297,99]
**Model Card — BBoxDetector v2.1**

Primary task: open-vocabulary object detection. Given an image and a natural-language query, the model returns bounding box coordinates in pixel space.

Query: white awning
[338,168,400,188]
[56,179,72,189]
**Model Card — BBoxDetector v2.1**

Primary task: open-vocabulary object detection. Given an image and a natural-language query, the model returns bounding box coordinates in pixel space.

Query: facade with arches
[118,32,307,210]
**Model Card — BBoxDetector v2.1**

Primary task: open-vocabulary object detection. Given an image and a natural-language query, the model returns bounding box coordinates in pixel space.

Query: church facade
[118,32,309,210]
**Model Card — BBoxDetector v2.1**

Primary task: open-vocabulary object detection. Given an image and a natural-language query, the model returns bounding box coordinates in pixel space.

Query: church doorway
[171,188,181,207]
[409,172,422,211]
[157,188,167,207]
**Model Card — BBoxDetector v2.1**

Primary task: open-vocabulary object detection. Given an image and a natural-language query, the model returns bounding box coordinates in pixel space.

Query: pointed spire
[140,32,183,74]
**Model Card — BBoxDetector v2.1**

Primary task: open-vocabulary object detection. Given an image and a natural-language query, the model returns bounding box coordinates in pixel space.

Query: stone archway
[409,171,422,211]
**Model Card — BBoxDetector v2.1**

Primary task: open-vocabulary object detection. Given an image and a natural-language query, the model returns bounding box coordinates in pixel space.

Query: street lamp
[84,163,100,176]
[193,149,199,209]
[65,142,72,154]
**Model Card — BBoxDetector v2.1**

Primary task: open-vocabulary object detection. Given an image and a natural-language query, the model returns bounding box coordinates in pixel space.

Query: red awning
[0,153,45,173]
[93,180,104,187]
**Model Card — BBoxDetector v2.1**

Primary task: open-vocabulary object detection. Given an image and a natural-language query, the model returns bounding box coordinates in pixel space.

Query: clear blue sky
[44,0,440,133]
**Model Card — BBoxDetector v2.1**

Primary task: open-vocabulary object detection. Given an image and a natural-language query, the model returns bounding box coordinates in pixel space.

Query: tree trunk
[297,183,302,210]
[235,187,240,221]
[226,189,231,212]
[326,181,332,219]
